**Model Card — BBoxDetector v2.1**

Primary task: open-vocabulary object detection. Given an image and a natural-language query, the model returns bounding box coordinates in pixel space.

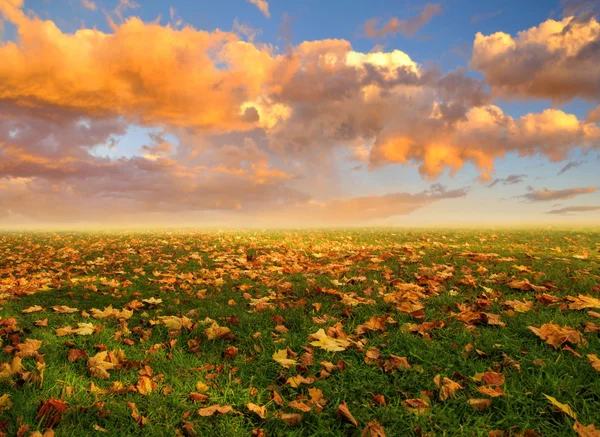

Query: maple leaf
[197,405,233,416]
[87,351,116,379]
[289,400,312,412]
[67,349,87,363]
[403,398,431,415]
[272,349,298,369]
[246,403,266,419]
[544,394,577,419]
[574,422,600,437]
[588,354,600,372]
[0,394,12,411]
[286,375,314,388]
[362,420,386,437]
[529,323,583,348]
[136,376,153,395]
[195,381,209,393]
[0,356,23,379]
[15,338,42,358]
[337,400,358,426]
[22,305,43,313]
[204,321,232,340]
[51,305,78,314]
[503,299,533,313]
[566,295,600,310]
[308,329,350,352]
[159,316,193,331]
[434,375,462,400]
[142,297,163,306]
[36,398,68,428]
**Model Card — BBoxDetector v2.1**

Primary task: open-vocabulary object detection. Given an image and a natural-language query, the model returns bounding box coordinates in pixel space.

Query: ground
[0,229,599,437]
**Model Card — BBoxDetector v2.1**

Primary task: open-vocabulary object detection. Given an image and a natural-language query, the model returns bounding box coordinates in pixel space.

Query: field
[0,229,599,437]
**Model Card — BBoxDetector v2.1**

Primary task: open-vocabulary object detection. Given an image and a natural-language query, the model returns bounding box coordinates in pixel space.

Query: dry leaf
[544,394,577,419]
[87,351,115,379]
[337,400,358,426]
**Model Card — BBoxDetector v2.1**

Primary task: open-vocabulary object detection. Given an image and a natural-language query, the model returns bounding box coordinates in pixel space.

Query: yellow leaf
[544,394,577,419]
[195,381,209,393]
[272,349,297,369]
[308,329,350,352]
[87,351,115,379]
[0,394,12,411]
[15,338,42,358]
[22,305,43,313]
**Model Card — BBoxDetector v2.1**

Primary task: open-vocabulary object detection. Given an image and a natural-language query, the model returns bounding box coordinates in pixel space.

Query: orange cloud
[369,106,600,180]
[364,3,442,38]
[248,0,270,19]
[0,0,276,132]
[471,15,600,100]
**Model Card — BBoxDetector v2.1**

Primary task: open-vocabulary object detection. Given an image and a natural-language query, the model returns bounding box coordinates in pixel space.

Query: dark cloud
[487,174,526,188]
[522,186,597,201]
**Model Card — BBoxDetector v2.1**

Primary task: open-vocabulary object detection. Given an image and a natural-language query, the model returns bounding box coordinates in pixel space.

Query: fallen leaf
[337,400,358,426]
[362,420,386,437]
[544,394,577,419]
[87,351,115,379]
[468,398,491,411]
[308,329,350,352]
[272,349,298,369]
[246,403,266,419]
[22,305,43,313]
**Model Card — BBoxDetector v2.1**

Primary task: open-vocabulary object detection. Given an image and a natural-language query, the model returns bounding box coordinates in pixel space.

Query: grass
[0,228,598,436]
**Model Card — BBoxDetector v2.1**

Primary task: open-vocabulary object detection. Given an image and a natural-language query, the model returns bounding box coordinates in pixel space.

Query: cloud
[261,184,469,224]
[81,0,97,11]
[364,3,442,38]
[0,0,598,226]
[557,160,584,175]
[369,106,600,180]
[248,0,270,19]
[546,205,600,214]
[471,9,502,23]
[522,186,597,201]
[471,14,600,100]
[487,174,526,188]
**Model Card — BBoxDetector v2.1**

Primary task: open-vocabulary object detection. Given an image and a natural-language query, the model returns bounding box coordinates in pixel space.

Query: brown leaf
[468,398,491,411]
[289,400,312,412]
[337,400,358,426]
[67,349,87,363]
[15,339,42,358]
[197,405,232,417]
[136,376,153,395]
[36,398,68,429]
[477,386,505,397]
[246,403,266,419]
[588,354,600,372]
[275,412,303,425]
[372,394,386,406]
[574,421,600,437]
[87,351,115,379]
[528,323,583,349]
[362,420,386,437]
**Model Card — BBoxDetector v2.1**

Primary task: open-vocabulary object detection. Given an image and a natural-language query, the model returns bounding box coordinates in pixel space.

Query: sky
[0,0,599,228]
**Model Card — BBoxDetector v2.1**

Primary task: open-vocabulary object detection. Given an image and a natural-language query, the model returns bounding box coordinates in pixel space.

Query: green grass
[0,229,598,436]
